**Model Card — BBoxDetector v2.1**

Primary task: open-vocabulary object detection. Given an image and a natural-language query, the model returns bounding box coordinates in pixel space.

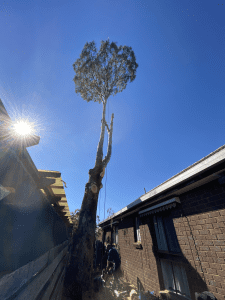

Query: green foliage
[71,209,102,238]
[70,209,80,233]
[107,207,115,218]
[96,215,100,224]
[95,215,102,239]
[73,40,138,103]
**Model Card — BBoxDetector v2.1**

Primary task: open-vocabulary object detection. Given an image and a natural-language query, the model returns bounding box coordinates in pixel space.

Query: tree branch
[104,120,110,134]
[108,63,123,94]
[95,100,107,167]
[102,113,114,167]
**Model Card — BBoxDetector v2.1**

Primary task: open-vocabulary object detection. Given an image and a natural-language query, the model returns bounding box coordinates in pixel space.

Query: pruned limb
[104,120,110,134]
[102,113,114,167]
[95,99,107,166]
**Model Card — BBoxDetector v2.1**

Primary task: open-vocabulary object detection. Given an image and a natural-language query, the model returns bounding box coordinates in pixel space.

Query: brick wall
[172,179,225,300]
[103,178,225,300]
[104,216,161,295]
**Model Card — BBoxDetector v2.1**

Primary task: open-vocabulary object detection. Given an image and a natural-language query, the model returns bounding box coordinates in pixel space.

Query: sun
[12,119,35,137]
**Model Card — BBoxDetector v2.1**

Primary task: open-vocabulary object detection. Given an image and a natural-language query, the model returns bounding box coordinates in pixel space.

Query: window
[112,226,118,245]
[153,215,180,253]
[115,226,118,244]
[134,216,141,243]
[161,259,191,298]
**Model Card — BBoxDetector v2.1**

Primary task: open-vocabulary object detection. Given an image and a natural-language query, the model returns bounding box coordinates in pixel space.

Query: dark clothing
[107,247,121,270]
[195,291,217,300]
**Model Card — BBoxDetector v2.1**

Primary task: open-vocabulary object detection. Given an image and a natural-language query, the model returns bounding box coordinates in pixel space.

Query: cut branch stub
[104,120,110,134]
[100,167,105,178]
[90,183,98,193]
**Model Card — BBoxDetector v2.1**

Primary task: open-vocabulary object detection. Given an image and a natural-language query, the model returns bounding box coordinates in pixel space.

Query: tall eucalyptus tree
[62,40,138,299]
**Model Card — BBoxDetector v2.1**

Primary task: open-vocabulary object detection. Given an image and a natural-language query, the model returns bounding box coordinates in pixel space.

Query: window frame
[153,213,181,254]
[152,213,190,298]
[160,259,191,298]
[115,226,119,245]
[111,225,119,245]
[134,216,141,243]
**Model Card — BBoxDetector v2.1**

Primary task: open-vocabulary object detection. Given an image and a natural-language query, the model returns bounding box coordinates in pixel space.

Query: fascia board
[140,147,225,202]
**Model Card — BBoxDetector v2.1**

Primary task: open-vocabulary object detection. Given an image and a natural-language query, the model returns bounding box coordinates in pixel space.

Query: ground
[91,268,157,300]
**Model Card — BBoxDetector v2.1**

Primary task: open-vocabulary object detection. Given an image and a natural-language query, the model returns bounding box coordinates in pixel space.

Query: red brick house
[99,145,225,300]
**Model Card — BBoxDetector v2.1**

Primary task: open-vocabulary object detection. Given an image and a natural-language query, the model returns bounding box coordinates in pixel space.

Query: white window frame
[115,226,119,244]
[135,216,141,243]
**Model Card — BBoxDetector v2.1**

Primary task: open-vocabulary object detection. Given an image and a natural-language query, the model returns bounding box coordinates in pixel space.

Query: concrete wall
[103,178,225,300]
[0,148,69,276]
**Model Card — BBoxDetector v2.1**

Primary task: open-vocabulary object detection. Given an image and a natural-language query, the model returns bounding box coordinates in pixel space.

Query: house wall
[0,149,69,276]
[103,217,161,295]
[103,177,225,300]
[172,179,225,300]
[120,216,161,294]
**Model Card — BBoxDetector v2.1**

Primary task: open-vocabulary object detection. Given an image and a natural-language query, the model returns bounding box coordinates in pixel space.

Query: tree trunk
[62,101,114,300]
[62,172,100,299]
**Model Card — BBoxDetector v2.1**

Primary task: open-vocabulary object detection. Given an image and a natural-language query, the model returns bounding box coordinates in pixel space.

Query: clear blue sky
[0,0,224,222]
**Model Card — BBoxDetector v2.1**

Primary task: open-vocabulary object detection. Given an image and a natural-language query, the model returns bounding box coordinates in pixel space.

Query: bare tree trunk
[62,101,114,300]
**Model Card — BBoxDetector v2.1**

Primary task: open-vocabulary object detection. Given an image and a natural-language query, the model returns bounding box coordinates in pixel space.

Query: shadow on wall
[101,180,224,299]
[110,217,204,299]
[146,218,209,300]
[139,179,225,300]
[0,151,68,275]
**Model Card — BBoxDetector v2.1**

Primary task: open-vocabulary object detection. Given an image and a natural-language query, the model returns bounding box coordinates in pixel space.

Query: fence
[0,101,71,299]
[0,239,72,300]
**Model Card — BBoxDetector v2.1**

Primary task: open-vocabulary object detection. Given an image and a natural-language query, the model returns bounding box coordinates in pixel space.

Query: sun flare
[12,120,34,136]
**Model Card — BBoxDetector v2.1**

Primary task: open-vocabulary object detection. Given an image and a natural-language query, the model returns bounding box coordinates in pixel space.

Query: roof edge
[99,144,225,225]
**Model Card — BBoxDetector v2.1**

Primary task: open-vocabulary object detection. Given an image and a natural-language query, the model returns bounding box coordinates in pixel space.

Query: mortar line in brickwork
[180,206,207,284]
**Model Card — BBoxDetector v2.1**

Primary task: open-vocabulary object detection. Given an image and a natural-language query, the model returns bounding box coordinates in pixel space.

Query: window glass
[163,216,181,253]
[161,260,191,297]
[115,226,118,244]
[160,260,175,290]
[153,215,180,253]
[153,215,168,251]
[172,262,191,297]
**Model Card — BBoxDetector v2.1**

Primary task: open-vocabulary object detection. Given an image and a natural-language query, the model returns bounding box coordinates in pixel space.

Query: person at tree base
[105,243,121,287]
[106,244,121,271]
[195,291,217,300]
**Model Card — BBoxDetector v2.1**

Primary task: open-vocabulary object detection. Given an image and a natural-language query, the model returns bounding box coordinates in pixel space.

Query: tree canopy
[73,40,138,103]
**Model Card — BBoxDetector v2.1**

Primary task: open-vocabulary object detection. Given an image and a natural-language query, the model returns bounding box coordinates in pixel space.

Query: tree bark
[95,99,107,166]
[62,101,114,300]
